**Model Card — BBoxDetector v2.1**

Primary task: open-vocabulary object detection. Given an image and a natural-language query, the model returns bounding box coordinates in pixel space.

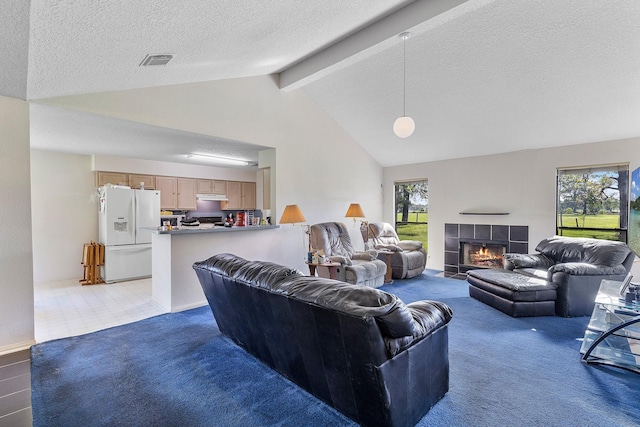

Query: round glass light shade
[393,116,415,138]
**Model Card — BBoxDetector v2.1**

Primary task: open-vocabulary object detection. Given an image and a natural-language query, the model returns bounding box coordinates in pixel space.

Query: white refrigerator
[98,186,160,282]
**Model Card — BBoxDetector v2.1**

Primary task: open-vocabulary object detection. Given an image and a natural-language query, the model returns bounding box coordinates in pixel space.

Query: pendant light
[393,32,415,138]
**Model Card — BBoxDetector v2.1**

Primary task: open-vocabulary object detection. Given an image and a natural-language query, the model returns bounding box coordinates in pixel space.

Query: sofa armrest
[329,255,352,266]
[352,250,378,261]
[374,244,403,252]
[397,240,423,251]
[503,253,554,270]
[408,300,453,334]
[383,300,452,357]
[549,262,628,276]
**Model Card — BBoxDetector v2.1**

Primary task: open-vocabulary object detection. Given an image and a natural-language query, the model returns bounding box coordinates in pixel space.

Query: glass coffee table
[580,279,640,373]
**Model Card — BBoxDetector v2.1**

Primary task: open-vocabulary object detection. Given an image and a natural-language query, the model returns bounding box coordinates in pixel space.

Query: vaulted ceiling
[5,0,640,167]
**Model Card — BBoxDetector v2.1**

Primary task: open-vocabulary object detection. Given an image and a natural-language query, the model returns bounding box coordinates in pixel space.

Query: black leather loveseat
[193,253,453,427]
[468,236,634,317]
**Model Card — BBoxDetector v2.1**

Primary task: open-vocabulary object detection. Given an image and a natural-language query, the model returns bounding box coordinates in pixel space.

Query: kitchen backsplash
[182,199,263,220]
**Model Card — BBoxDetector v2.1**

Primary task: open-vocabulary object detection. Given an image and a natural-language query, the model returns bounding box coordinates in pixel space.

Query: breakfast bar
[148,225,279,312]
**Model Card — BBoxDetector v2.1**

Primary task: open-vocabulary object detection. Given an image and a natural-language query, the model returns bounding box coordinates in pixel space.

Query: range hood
[196,193,228,201]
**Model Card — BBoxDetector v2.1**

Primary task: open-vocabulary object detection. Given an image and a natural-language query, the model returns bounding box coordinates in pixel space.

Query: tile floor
[34,278,167,343]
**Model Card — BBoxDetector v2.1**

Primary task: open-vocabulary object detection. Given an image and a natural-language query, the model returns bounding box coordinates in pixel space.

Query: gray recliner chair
[362,222,427,279]
[310,222,387,288]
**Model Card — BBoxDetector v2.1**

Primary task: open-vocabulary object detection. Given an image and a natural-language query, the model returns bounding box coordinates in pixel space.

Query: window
[395,180,428,250]
[556,164,628,242]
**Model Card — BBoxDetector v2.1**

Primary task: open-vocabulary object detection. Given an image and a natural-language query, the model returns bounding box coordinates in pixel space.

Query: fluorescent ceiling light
[187,153,249,166]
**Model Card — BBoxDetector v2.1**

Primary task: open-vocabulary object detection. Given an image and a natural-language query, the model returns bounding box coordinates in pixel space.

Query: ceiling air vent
[139,54,174,66]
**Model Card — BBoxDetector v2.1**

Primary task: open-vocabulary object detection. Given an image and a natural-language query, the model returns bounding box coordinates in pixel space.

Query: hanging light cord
[393,32,414,138]
[402,34,406,117]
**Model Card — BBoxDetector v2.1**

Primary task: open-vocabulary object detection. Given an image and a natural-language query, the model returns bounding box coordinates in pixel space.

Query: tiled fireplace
[444,223,529,278]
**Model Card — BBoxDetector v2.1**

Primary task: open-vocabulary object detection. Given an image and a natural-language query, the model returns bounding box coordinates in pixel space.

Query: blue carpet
[32,273,640,426]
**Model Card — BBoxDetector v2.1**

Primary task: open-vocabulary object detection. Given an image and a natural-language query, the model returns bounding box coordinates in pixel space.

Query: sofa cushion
[192,252,248,277]
[536,236,631,266]
[467,269,555,292]
[367,222,400,247]
[346,259,387,285]
[549,262,627,276]
[233,260,303,289]
[273,276,416,338]
[503,253,554,269]
[467,269,557,306]
[310,222,355,258]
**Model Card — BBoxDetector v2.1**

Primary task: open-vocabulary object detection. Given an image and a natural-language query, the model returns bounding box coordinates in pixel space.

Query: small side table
[580,279,640,373]
[377,250,394,284]
[306,262,344,281]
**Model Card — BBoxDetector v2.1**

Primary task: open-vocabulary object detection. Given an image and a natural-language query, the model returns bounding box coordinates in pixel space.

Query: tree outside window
[556,165,628,242]
[395,181,428,250]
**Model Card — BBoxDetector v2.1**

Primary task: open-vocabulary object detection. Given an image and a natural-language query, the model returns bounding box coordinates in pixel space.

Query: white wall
[384,137,640,273]
[30,151,98,284]
[0,96,34,352]
[33,75,383,278]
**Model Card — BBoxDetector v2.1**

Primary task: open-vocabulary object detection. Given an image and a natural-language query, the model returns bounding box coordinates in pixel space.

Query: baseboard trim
[0,341,36,357]
[171,300,208,313]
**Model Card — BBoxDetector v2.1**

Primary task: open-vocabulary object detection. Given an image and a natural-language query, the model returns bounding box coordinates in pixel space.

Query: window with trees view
[395,181,428,250]
[556,165,628,242]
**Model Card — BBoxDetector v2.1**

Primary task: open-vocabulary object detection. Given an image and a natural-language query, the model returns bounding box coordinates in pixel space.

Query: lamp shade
[345,203,366,219]
[393,116,415,138]
[279,204,306,224]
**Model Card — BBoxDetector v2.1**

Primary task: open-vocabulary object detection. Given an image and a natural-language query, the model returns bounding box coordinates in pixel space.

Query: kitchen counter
[146,224,279,234]
[149,223,280,313]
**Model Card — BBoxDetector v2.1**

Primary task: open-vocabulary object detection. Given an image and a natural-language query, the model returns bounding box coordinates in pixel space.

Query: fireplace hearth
[444,223,528,278]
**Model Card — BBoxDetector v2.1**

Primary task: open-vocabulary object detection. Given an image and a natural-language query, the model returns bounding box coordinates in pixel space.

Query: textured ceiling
[8,1,640,167]
[302,0,640,165]
[26,0,411,99]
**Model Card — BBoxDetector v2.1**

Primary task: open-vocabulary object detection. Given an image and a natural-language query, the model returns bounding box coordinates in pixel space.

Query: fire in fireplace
[459,241,507,270]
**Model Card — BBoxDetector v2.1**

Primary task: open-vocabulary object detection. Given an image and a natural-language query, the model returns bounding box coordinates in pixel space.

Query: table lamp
[279,204,311,252]
[345,203,370,248]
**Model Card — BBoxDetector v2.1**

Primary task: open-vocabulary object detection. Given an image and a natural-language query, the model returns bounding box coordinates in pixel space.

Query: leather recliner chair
[502,235,635,316]
[363,222,427,279]
[467,236,636,317]
[310,222,387,288]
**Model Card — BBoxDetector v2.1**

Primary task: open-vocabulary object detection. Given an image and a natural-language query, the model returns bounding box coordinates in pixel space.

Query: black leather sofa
[193,253,453,427]
[468,236,634,317]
